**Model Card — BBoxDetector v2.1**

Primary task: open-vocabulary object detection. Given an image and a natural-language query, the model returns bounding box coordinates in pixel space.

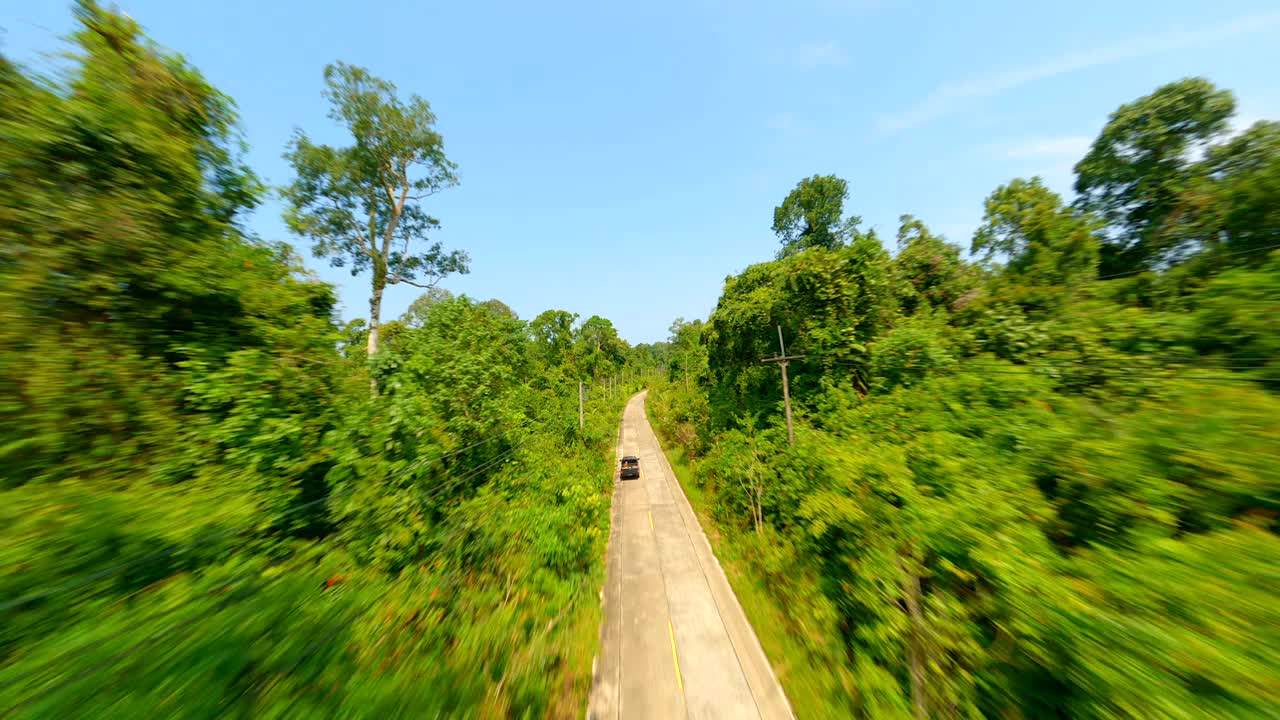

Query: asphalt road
[587,392,794,720]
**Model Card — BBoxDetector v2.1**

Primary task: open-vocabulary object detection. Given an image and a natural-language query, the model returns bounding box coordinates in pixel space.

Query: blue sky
[4,0,1278,344]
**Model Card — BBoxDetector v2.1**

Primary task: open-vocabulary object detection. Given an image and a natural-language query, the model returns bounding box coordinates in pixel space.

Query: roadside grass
[557,569,604,718]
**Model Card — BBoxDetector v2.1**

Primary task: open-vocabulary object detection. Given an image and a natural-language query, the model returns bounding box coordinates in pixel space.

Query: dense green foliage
[0,4,654,717]
[650,77,1280,719]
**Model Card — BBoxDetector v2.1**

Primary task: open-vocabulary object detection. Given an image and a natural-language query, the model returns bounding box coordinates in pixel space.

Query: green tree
[401,287,455,328]
[668,317,709,389]
[528,309,579,370]
[1193,120,1280,263]
[772,174,861,257]
[1074,77,1235,273]
[479,297,518,319]
[576,315,627,380]
[283,62,468,359]
[973,177,1099,287]
[1190,251,1280,382]
[705,234,895,423]
[892,214,977,316]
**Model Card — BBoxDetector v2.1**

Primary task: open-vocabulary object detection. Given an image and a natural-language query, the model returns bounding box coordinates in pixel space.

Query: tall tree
[772,174,861,257]
[1192,120,1280,263]
[668,317,709,388]
[400,287,455,329]
[528,309,579,370]
[892,214,976,316]
[283,62,468,360]
[1073,77,1235,273]
[973,177,1099,286]
[479,298,518,319]
[576,315,627,379]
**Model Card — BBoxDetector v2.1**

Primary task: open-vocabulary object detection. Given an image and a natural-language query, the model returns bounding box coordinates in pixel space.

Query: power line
[818,360,1279,385]
[2,429,542,709]
[803,345,1274,363]
[942,367,1279,384]
[2,567,276,717]
[2,433,536,704]
[272,584,397,716]
[813,356,1275,372]
[410,435,532,505]
[0,554,293,700]
[1093,242,1280,282]
[1,421,530,614]
[919,358,1275,372]
[807,350,1278,376]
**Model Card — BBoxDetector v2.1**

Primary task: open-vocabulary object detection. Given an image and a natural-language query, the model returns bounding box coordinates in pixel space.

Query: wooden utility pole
[761,324,802,446]
[578,380,584,431]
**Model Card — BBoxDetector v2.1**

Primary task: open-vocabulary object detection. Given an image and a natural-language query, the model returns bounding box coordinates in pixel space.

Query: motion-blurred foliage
[0,3,662,717]
[649,75,1280,720]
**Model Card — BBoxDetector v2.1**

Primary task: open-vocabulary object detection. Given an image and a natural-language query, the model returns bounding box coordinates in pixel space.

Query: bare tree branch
[388,274,438,289]
[405,188,442,201]
[327,196,375,260]
[382,159,411,259]
[395,160,410,214]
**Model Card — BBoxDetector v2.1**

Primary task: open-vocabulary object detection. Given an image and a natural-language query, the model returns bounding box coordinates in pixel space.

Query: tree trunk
[367,280,384,357]
[898,554,928,720]
[367,275,384,393]
[749,446,764,534]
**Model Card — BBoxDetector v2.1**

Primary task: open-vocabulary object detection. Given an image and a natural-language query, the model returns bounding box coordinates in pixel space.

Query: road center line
[668,620,685,694]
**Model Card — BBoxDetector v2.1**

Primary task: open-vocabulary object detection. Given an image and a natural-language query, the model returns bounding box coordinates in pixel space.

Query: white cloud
[878,10,1280,133]
[1000,135,1093,159]
[796,41,847,68]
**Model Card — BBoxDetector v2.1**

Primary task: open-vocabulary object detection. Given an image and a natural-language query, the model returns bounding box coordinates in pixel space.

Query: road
[588,392,794,720]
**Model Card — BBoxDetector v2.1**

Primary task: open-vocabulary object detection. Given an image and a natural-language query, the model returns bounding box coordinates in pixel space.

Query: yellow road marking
[668,620,684,693]
[649,511,654,530]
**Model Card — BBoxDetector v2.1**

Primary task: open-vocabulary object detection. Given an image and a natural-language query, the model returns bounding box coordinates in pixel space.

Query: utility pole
[579,380,584,431]
[761,324,802,447]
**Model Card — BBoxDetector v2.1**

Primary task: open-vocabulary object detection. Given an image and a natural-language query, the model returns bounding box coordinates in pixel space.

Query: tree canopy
[772,174,862,257]
[1074,77,1236,273]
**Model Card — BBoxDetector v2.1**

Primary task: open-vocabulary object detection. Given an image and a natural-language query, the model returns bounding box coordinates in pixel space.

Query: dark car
[620,455,640,479]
